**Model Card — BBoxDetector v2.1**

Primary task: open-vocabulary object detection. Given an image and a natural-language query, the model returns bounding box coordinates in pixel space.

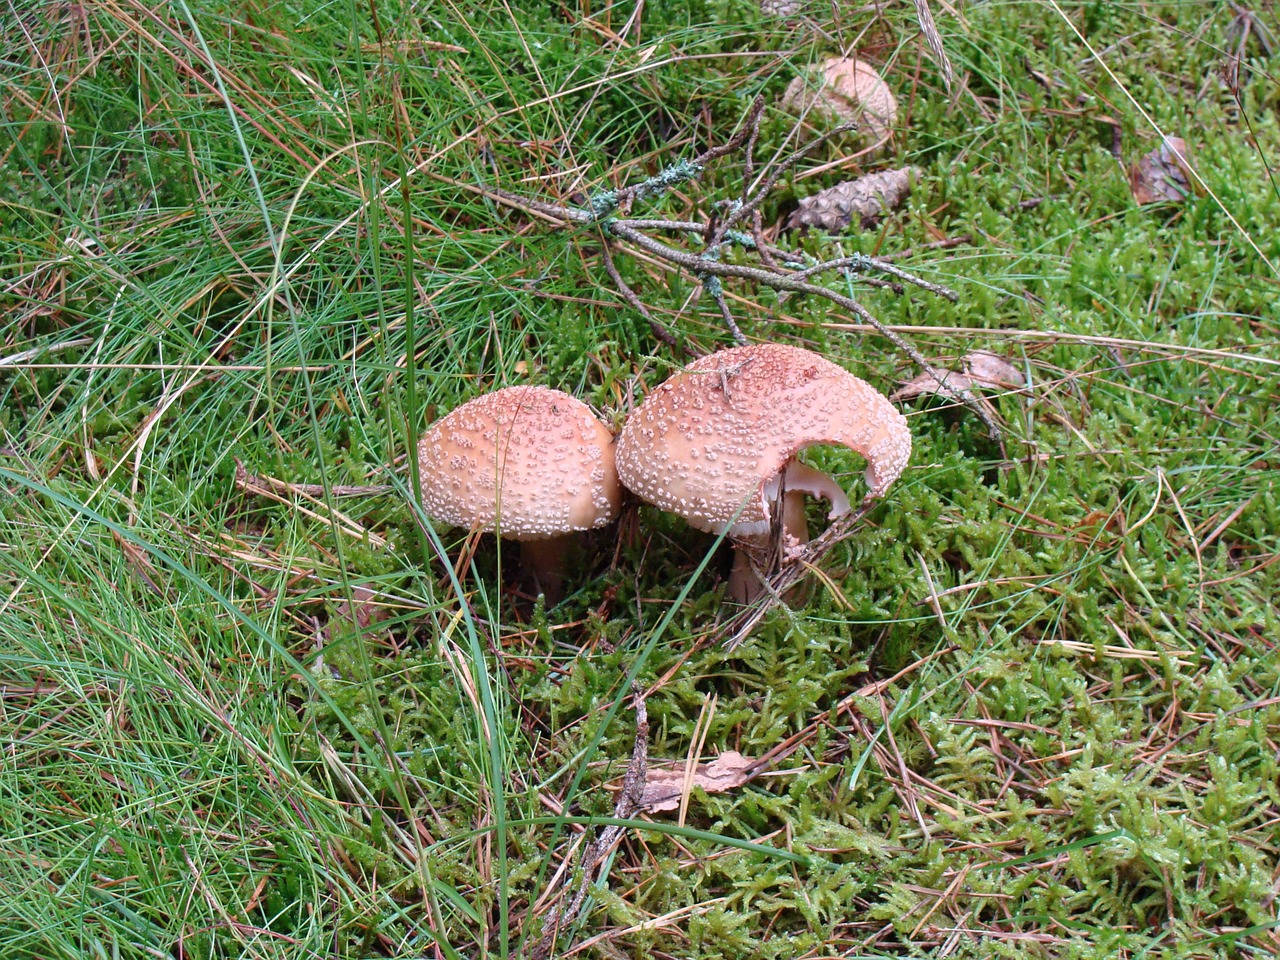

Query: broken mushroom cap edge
[614,343,910,602]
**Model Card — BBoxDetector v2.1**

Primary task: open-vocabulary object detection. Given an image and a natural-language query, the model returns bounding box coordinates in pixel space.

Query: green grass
[2,0,1278,957]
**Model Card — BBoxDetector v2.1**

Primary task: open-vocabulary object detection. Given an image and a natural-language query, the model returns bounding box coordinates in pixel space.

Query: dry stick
[599,239,682,350]
[612,218,805,269]
[783,254,959,300]
[751,208,782,274]
[480,108,998,436]
[594,96,765,220]
[711,284,748,345]
[594,106,990,431]
[741,102,760,207]
[711,116,858,250]
[527,691,649,960]
[614,218,710,232]
[691,96,766,169]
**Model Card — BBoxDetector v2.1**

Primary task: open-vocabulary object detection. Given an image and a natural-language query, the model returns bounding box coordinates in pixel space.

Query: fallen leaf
[639,750,758,813]
[781,57,898,143]
[891,353,1029,405]
[1130,136,1196,204]
[330,584,389,632]
[889,366,974,404]
[787,167,921,231]
[962,351,1028,391]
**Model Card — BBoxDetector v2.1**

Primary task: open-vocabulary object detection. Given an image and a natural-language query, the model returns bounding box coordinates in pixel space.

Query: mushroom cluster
[416,345,909,607]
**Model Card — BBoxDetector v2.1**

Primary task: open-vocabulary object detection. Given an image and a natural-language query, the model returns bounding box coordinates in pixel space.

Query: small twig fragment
[525,691,649,960]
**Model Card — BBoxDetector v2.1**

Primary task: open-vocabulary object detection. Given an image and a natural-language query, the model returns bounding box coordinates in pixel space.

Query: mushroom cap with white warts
[615,344,910,537]
[417,385,621,540]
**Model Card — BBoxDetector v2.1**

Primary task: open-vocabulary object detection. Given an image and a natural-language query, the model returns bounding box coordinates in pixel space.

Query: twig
[709,279,748,345]
[599,240,682,350]
[710,118,858,248]
[477,103,999,438]
[526,690,649,960]
[783,253,959,300]
[607,221,1002,440]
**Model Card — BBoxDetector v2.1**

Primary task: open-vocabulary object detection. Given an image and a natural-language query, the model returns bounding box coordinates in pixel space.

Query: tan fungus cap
[780,57,898,143]
[417,385,621,540]
[615,344,910,536]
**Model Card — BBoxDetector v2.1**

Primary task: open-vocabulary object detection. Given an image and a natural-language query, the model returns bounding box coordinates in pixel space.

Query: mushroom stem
[779,460,851,522]
[727,538,768,606]
[782,490,811,548]
[517,535,573,606]
[728,460,847,605]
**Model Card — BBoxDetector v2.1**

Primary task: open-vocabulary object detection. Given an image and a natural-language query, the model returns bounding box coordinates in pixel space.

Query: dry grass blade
[718,500,876,649]
[526,691,649,960]
[233,460,389,546]
[911,0,954,92]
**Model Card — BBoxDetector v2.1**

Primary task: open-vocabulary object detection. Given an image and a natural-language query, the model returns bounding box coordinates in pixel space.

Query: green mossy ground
[1,1,1277,957]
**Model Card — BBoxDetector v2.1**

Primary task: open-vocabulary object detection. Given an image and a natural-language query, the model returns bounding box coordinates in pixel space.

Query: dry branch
[479,101,999,438]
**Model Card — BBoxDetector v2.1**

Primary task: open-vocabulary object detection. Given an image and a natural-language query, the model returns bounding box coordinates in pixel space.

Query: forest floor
[1,1,1278,958]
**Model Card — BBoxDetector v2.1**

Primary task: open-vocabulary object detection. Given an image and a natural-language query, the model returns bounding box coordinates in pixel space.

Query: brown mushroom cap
[780,57,898,143]
[417,385,621,539]
[614,344,910,537]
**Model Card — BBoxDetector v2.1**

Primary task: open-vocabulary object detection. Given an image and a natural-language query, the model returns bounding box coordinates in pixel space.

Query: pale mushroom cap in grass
[781,57,898,143]
[417,385,621,539]
[615,344,910,538]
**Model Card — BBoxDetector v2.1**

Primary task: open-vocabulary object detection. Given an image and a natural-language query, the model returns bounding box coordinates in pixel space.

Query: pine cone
[787,167,921,231]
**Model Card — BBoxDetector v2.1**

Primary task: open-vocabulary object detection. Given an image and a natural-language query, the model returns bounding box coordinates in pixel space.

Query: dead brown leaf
[639,750,758,813]
[330,584,389,633]
[889,366,975,404]
[1130,136,1196,204]
[787,166,920,231]
[891,352,1028,405]
[962,351,1028,391]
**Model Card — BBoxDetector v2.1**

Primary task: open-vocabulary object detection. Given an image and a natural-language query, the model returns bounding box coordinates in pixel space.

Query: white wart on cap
[417,385,621,601]
[615,343,910,602]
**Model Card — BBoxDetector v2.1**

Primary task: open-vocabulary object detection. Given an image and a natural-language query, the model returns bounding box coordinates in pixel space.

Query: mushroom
[417,385,621,604]
[614,343,910,604]
[780,57,899,146]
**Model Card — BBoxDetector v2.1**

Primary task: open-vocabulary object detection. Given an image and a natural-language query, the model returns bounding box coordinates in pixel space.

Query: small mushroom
[780,57,899,146]
[614,344,910,604]
[417,385,621,604]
